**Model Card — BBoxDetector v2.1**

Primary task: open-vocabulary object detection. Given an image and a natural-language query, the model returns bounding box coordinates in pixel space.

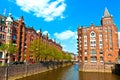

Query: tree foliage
[7,41,17,55]
[0,41,17,64]
[28,39,73,62]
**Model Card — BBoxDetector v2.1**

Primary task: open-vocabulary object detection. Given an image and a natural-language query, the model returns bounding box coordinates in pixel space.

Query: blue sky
[0,0,120,54]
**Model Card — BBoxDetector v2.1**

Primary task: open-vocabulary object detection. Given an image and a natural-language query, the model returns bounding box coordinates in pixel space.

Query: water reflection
[17,64,78,80]
[79,72,120,80]
[17,64,120,80]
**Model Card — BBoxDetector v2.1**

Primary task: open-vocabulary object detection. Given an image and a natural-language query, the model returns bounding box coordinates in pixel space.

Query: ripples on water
[17,64,120,80]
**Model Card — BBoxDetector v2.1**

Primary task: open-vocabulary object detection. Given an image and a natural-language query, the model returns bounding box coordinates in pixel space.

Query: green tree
[28,39,46,62]
[7,41,17,62]
[0,41,17,65]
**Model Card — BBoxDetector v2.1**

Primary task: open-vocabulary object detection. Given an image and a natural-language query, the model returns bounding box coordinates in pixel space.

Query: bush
[118,56,120,59]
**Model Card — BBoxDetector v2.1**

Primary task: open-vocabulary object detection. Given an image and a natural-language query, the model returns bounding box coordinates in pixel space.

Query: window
[100,50,103,54]
[110,48,113,51]
[108,54,112,56]
[2,34,4,40]
[109,34,112,36]
[105,29,108,33]
[99,28,102,32]
[84,42,87,45]
[91,41,96,44]
[91,50,96,54]
[99,34,102,38]
[100,57,103,62]
[13,35,17,40]
[0,34,2,39]
[100,41,102,44]
[0,52,2,58]
[109,30,112,32]
[8,28,10,33]
[110,43,112,46]
[84,29,86,32]
[85,57,87,62]
[109,39,112,42]
[100,45,103,49]
[85,50,87,54]
[91,41,93,44]
[91,56,97,62]
[90,31,96,37]
[91,32,95,36]
[0,26,2,31]
[2,27,5,31]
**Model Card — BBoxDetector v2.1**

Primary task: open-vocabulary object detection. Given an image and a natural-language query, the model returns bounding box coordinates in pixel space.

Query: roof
[103,7,111,18]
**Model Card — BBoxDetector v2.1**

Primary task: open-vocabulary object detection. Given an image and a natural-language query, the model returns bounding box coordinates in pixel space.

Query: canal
[17,64,120,80]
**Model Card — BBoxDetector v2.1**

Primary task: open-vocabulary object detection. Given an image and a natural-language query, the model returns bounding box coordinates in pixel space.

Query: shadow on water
[17,64,120,80]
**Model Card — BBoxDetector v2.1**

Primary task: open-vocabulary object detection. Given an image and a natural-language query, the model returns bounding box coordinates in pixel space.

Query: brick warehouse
[0,13,62,64]
[77,8,119,72]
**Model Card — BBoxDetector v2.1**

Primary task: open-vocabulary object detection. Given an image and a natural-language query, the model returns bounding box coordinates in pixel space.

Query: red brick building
[77,8,119,71]
[0,13,62,64]
[118,48,120,56]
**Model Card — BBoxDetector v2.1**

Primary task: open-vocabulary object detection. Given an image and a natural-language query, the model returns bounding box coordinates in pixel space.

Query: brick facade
[77,8,119,64]
[0,13,62,64]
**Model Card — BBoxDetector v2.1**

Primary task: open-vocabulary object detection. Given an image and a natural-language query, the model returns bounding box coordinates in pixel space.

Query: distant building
[77,8,119,72]
[69,53,76,61]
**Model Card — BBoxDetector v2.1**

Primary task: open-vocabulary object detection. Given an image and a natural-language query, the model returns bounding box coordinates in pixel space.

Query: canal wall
[112,64,120,75]
[0,61,72,80]
[79,62,114,73]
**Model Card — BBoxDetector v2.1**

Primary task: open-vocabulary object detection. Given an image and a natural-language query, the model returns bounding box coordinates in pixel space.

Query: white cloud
[54,30,78,54]
[36,30,40,33]
[61,44,67,51]
[54,30,76,40]
[43,30,50,36]
[36,30,50,36]
[13,0,66,22]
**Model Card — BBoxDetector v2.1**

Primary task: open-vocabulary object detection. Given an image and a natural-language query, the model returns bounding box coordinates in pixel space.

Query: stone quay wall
[79,62,114,73]
[0,61,72,80]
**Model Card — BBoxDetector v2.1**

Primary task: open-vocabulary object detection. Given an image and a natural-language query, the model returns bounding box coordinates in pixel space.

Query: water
[17,64,120,80]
